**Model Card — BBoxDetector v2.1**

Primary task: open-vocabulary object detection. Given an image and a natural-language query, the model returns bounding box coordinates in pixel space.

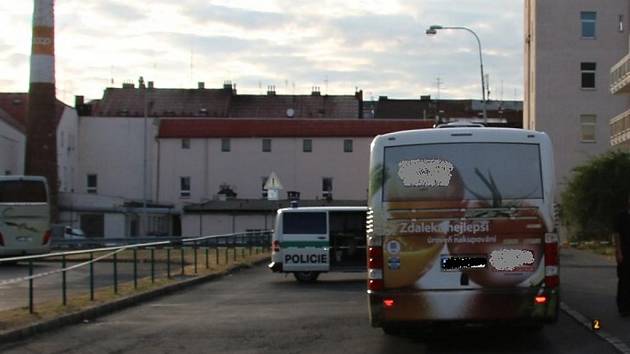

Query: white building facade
[524,0,630,190]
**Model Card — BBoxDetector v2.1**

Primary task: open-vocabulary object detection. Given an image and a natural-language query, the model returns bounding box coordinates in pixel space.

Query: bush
[560,150,630,241]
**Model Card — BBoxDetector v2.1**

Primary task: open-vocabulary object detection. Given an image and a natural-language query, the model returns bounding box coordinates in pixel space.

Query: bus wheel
[382,324,403,336]
[293,271,320,282]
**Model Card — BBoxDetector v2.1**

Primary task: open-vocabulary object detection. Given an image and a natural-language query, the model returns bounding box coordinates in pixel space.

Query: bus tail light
[534,295,547,304]
[272,240,280,253]
[544,233,559,288]
[383,298,395,308]
[368,246,383,291]
[42,230,52,245]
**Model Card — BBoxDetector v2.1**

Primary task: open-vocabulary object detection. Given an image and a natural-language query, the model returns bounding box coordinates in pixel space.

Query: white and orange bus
[367,127,559,334]
[0,176,52,257]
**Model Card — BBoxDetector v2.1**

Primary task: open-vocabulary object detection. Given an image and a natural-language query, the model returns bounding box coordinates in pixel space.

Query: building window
[620,15,625,32]
[581,11,596,38]
[581,62,596,89]
[180,176,191,198]
[322,177,333,199]
[262,138,272,152]
[261,176,268,198]
[343,139,353,153]
[87,174,97,194]
[221,138,231,152]
[181,138,190,149]
[580,115,597,142]
[303,139,312,153]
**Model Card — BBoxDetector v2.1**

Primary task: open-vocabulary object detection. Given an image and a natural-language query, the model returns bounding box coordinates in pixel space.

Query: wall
[158,137,371,207]
[0,119,24,175]
[526,0,629,190]
[182,213,274,237]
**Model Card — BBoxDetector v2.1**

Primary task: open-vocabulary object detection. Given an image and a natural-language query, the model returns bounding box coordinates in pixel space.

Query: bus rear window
[283,212,327,234]
[383,143,543,201]
[0,180,48,203]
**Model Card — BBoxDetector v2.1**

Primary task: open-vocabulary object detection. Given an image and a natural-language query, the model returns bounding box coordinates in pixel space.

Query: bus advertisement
[366,127,559,333]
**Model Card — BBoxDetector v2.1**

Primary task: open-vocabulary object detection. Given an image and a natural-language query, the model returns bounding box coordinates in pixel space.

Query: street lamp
[426,25,487,123]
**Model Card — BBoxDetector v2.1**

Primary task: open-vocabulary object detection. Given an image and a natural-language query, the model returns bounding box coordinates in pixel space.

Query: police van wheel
[293,271,320,282]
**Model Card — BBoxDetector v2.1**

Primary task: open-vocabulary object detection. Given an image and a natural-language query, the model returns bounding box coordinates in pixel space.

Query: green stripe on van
[280,241,329,248]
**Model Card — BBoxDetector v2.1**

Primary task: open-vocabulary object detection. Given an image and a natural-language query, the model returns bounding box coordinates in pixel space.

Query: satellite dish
[286,108,295,118]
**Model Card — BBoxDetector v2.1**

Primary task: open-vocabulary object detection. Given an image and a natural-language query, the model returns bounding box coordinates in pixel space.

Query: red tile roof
[0,93,67,132]
[158,118,434,138]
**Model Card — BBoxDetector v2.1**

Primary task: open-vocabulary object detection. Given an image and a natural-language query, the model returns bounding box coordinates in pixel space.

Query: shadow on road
[378,326,550,353]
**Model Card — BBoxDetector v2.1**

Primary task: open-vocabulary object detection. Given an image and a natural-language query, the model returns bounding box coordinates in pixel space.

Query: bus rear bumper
[368,288,559,328]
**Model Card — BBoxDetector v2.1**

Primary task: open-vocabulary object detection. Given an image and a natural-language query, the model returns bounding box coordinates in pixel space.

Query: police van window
[283,212,326,234]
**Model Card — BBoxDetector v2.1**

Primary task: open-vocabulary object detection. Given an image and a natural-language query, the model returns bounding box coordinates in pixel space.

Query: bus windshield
[382,142,543,202]
[0,180,48,203]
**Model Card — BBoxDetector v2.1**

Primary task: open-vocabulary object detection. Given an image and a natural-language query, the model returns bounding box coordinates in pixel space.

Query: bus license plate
[441,256,487,271]
[16,236,32,242]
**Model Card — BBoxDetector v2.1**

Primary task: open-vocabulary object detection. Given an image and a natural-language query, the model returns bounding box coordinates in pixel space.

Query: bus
[269,206,367,282]
[0,176,52,257]
[366,127,559,334]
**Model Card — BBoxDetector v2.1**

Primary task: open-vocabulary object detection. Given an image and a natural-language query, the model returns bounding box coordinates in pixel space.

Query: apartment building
[524,0,629,190]
[610,23,630,151]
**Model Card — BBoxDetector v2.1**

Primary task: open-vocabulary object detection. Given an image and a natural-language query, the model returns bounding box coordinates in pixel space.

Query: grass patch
[0,252,269,332]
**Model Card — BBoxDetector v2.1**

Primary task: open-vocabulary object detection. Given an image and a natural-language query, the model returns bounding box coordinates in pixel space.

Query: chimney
[198,81,205,89]
[26,0,59,221]
[267,85,276,95]
[148,81,154,89]
[138,76,145,89]
[223,80,232,90]
[75,95,84,107]
[311,86,320,96]
[420,95,431,101]
[122,82,135,89]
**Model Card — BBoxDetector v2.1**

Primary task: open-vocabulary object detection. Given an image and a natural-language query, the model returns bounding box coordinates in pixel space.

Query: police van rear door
[281,211,329,272]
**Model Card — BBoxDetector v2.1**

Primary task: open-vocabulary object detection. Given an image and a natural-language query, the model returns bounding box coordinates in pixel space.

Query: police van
[268,206,367,282]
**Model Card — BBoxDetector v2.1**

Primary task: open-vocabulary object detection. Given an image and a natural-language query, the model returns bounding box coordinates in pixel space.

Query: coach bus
[269,206,367,282]
[0,176,52,257]
[366,127,559,334]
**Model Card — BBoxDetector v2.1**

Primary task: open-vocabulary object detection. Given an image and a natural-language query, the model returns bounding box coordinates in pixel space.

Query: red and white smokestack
[26,0,58,221]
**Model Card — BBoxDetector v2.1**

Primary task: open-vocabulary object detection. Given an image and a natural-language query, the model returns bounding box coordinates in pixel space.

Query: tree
[560,150,630,241]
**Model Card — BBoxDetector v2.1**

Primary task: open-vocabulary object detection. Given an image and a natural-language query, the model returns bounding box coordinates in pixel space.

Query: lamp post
[426,25,487,123]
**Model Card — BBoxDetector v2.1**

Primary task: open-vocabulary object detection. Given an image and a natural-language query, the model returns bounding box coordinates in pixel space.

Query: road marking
[561,301,630,354]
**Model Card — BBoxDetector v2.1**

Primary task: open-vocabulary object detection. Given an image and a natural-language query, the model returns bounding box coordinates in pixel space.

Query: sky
[0,0,523,104]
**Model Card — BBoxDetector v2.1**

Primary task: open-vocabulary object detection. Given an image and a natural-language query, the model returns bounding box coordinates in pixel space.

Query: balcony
[610,108,630,147]
[610,53,630,95]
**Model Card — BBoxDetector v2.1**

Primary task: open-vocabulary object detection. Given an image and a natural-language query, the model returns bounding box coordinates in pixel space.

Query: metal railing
[0,231,272,314]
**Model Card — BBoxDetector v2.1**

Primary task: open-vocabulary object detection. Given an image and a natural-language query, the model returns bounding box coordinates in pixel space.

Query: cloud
[94,1,146,22]
[181,3,288,30]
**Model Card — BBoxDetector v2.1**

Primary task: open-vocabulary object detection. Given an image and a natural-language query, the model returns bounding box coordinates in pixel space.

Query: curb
[560,301,630,354]
[0,256,270,344]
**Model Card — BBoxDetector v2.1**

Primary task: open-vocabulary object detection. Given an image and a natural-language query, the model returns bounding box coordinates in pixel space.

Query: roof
[374,97,522,127]
[92,87,232,117]
[229,93,359,118]
[0,92,68,132]
[184,199,366,213]
[87,84,361,119]
[157,118,435,138]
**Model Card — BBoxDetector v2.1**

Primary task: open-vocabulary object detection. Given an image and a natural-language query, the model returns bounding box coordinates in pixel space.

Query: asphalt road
[0,263,620,354]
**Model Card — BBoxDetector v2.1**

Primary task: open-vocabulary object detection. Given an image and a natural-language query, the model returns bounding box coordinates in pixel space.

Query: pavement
[0,259,622,354]
[560,246,630,353]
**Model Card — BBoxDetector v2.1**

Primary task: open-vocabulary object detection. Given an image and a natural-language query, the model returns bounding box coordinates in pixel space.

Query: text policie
[285,253,327,264]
